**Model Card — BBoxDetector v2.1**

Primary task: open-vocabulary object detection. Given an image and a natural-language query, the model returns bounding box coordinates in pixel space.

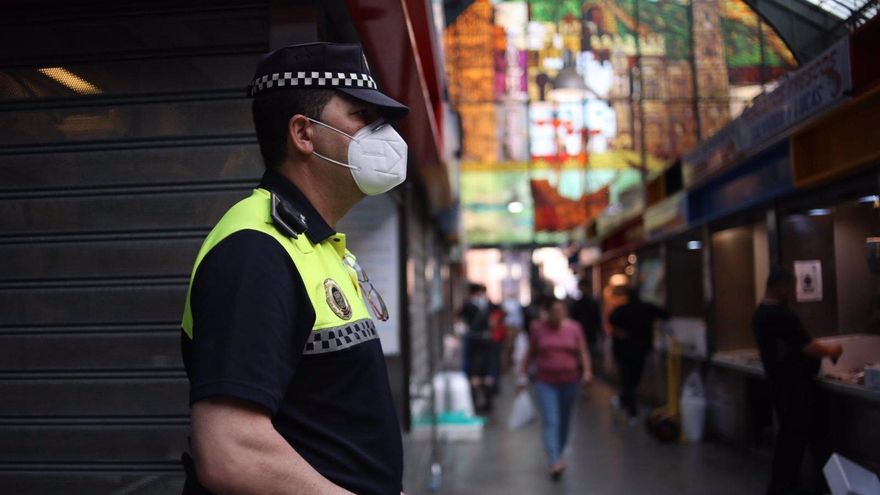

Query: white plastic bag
[512,332,529,373]
[508,390,536,430]
[682,370,705,399]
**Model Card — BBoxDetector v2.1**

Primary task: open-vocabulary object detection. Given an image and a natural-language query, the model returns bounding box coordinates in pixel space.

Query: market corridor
[404,380,770,495]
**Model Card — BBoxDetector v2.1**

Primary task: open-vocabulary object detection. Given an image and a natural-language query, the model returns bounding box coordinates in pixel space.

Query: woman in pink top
[519,298,592,480]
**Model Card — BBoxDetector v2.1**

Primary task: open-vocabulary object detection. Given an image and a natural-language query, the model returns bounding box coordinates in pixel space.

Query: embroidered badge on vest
[323,278,352,320]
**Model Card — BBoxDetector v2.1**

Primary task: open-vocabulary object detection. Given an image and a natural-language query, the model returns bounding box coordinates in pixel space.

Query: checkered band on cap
[303,319,379,355]
[249,71,378,96]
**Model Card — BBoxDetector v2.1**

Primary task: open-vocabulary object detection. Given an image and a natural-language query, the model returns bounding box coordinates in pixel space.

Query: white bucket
[680,395,707,442]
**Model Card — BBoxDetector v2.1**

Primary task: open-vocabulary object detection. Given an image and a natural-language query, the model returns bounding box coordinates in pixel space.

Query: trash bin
[680,371,707,443]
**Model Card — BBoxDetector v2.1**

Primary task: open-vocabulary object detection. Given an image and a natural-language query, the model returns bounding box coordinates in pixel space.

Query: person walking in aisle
[608,286,668,422]
[459,283,498,413]
[569,277,602,375]
[518,298,592,481]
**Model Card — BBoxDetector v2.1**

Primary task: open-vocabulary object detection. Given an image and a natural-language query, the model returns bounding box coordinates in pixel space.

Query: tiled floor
[403,379,771,495]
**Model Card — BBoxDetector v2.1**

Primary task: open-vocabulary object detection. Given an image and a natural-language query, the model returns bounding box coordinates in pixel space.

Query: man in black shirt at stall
[753,266,842,495]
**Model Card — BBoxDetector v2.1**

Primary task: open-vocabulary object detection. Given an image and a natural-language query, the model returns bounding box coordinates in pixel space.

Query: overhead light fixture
[511,264,523,279]
[507,190,524,214]
[807,209,831,216]
[687,241,702,250]
[549,67,587,102]
[548,50,587,102]
[38,67,101,95]
[858,195,879,204]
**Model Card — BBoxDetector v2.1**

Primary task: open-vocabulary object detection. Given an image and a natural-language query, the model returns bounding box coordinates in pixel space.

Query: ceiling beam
[745,0,849,64]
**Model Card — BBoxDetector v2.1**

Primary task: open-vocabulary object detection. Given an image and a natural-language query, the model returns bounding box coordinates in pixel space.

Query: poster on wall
[794,260,823,302]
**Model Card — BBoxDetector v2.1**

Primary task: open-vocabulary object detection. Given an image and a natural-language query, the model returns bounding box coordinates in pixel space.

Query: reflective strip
[303,319,378,355]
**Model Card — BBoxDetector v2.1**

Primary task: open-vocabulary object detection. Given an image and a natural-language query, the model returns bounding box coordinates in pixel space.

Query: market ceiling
[440,0,871,64]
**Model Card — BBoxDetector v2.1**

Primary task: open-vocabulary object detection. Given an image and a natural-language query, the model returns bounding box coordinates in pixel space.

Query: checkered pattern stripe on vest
[303,319,379,355]
[249,71,378,96]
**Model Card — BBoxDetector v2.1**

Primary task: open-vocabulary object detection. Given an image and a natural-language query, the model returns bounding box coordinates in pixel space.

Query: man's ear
[288,114,314,155]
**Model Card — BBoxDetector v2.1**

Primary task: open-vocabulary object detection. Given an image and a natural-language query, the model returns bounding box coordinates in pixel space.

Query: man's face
[310,93,380,196]
[770,279,795,304]
[472,291,487,305]
[314,93,379,160]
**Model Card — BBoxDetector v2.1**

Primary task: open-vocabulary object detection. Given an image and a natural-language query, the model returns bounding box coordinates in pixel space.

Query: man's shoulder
[754,302,794,319]
[460,302,477,315]
[753,303,798,330]
[195,229,299,284]
[610,302,632,316]
[208,229,289,258]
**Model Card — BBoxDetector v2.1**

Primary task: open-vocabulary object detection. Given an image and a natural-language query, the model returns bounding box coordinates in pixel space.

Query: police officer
[180,42,409,495]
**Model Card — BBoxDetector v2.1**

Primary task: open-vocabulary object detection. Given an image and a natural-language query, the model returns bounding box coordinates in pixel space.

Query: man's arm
[650,302,670,321]
[781,311,843,363]
[802,339,843,363]
[191,397,353,495]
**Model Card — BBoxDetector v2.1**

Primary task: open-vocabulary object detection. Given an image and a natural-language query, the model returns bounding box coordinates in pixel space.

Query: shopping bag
[507,390,536,430]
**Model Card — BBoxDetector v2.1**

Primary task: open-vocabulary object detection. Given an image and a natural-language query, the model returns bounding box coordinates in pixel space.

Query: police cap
[248,42,409,120]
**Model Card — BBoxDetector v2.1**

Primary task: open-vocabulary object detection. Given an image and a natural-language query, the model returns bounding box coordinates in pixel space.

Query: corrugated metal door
[0,2,268,493]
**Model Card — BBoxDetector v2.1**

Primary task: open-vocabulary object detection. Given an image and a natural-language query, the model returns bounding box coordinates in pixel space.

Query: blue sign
[687,140,792,224]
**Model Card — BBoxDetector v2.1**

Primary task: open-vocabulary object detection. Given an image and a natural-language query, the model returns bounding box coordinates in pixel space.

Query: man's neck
[277,164,358,228]
[762,295,785,306]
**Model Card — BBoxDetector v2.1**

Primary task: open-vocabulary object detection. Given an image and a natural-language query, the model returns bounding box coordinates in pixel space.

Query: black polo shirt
[609,300,669,354]
[753,303,820,387]
[181,170,403,495]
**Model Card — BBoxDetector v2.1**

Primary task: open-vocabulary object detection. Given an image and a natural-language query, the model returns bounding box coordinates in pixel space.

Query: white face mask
[308,117,408,196]
[473,295,488,309]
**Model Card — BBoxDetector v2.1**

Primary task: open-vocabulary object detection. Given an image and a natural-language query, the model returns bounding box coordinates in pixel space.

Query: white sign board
[336,195,400,355]
[794,260,823,302]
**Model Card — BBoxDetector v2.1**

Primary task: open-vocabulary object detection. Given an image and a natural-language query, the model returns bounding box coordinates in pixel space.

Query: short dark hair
[252,88,336,169]
[766,265,795,291]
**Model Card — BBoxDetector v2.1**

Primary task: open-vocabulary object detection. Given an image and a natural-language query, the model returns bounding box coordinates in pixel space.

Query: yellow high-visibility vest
[181,188,375,354]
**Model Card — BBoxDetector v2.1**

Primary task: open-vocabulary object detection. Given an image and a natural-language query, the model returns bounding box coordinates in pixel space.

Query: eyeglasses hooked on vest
[343,254,389,322]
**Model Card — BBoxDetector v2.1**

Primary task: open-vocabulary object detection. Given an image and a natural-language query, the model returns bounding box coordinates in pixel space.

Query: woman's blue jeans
[534,380,579,466]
